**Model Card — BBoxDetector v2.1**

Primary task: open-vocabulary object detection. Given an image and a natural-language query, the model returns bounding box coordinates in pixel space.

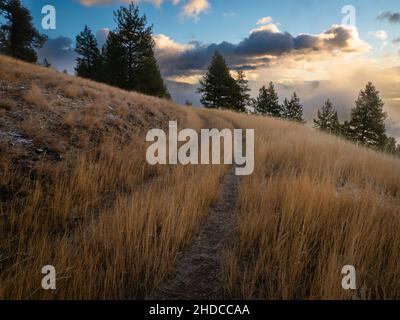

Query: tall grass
[2,55,400,300]
[0,55,227,299]
[221,111,400,300]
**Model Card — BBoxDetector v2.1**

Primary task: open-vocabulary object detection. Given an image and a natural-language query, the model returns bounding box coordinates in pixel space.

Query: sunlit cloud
[256,16,273,25]
[77,0,209,21]
[369,30,388,41]
[180,0,210,21]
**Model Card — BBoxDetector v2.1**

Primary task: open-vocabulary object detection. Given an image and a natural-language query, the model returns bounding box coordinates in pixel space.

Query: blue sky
[25,0,399,49]
[20,0,400,138]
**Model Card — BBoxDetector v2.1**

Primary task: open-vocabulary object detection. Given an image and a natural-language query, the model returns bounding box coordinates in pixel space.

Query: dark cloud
[157,25,368,77]
[37,37,77,74]
[377,11,400,24]
[36,30,109,74]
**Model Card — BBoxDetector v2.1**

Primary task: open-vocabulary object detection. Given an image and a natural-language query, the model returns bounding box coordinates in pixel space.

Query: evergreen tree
[255,82,281,117]
[0,0,47,62]
[282,92,305,123]
[75,25,101,80]
[102,31,126,87]
[42,58,51,68]
[232,70,250,113]
[313,99,340,134]
[102,3,169,98]
[349,82,387,149]
[383,136,398,155]
[198,51,236,109]
[136,52,171,98]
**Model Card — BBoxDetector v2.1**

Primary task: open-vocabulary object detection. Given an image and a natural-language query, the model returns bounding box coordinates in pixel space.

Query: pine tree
[383,136,398,155]
[282,92,305,123]
[136,52,171,99]
[75,25,101,80]
[198,51,236,109]
[313,99,340,134]
[42,58,51,68]
[232,70,250,113]
[0,0,47,62]
[349,82,387,149]
[103,3,169,98]
[255,82,281,117]
[102,31,126,88]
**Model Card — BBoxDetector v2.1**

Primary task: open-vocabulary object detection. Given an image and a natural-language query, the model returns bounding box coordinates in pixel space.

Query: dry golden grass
[62,83,83,99]
[1,142,226,299]
[219,111,400,300]
[2,54,400,300]
[24,82,49,110]
[0,54,226,299]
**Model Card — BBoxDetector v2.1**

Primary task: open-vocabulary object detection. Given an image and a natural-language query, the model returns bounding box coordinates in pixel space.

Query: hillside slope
[1,55,400,299]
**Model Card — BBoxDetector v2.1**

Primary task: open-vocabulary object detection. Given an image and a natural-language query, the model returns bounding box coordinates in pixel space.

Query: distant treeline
[0,1,170,99]
[198,51,400,155]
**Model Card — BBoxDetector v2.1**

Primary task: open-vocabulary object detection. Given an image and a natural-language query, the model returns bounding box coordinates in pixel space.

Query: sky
[23,0,400,139]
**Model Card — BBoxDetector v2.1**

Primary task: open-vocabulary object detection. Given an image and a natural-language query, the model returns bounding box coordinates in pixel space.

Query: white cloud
[78,0,209,21]
[250,23,280,34]
[256,16,273,25]
[154,34,194,55]
[79,0,180,6]
[181,0,210,21]
[369,30,388,41]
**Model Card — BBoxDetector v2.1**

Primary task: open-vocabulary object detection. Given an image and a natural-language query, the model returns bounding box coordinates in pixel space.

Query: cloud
[37,37,77,74]
[252,55,400,139]
[155,24,370,77]
[77,0,209,21]
[250,23,281,34]
[369,30,388,41]
[181,0,210,21]
[377,11,400,24]
[256,16,273,25]
[154,34,194,68]
[78,0,180,7]
[36,29,111,74]
[96,28,110,49]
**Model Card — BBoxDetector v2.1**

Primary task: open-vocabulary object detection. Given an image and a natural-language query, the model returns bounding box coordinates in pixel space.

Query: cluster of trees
[253,83,305,123]
[199,51,305,122]
[199,51,399,155]
[0,1,169,99]
[75,4,170,98]
[198,52,250,113]
[0,0,47,63]
[313,83,400,154]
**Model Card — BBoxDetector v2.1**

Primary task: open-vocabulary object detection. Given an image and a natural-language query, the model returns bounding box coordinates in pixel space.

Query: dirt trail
[150,166,240,300]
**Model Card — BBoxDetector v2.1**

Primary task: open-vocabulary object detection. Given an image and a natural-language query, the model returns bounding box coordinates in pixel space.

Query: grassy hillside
[1,55,400,299]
